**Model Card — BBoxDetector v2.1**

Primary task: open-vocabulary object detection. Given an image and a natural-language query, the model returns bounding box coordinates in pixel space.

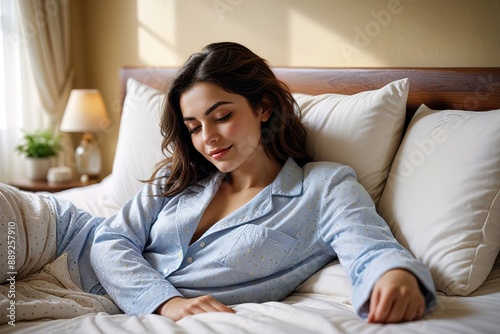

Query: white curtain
[0,0,74,183]
[18,0,74,169]
[0,0,48,183]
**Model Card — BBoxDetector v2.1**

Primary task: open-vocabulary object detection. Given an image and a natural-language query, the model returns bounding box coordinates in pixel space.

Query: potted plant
[16,129,62,180]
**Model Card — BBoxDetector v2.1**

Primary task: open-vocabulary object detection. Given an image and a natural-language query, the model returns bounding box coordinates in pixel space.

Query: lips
[209,145,233,160]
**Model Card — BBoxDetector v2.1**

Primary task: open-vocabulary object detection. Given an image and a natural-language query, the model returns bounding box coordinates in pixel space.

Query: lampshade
[61,89,110,132]
[60,89,110,179]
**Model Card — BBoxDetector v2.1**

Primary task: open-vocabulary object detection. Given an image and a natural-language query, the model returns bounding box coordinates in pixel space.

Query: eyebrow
[183,101,233,121]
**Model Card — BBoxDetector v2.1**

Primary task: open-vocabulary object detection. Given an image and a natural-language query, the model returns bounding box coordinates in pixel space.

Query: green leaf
[15,129,62,158]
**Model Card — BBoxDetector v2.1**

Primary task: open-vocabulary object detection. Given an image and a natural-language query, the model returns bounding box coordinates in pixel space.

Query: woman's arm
[90,181,183,316]
[315,164,436,322]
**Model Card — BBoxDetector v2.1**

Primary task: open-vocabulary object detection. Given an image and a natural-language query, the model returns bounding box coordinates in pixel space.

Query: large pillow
[295,260,352,301]
[103,78,166,209]
[377,104,500,296]
[294,78,408,204]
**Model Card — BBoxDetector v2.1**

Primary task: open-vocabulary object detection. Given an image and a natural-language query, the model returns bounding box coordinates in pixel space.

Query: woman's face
[180,82,270,173]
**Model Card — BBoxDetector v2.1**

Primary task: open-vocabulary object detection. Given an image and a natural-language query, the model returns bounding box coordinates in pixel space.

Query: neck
[226,157,282,192]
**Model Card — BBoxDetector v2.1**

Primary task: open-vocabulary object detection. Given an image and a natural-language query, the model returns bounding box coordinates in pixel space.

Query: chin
[210,160,234,173]
[216,165,235,174]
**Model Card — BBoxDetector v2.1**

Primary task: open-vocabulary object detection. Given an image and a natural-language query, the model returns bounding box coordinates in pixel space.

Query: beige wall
[70,0,500,177]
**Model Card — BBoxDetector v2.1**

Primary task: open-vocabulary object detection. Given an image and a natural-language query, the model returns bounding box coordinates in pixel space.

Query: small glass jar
[75,132,101,177]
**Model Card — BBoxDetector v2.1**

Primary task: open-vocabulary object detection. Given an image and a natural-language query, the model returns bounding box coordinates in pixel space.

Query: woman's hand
[155,296,235,321]
[368,269,425,323]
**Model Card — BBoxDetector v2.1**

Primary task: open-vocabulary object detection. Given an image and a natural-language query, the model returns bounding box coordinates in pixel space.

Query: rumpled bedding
[2,259,500,334]
[1,181,500,333]
[0,253,120,325]
[0,184,120,326]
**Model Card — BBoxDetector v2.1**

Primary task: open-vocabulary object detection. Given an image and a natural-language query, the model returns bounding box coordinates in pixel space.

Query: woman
[90,42,436,323]
[1,42,436,324]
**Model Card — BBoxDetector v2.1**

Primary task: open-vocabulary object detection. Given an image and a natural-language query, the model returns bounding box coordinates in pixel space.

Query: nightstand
[9,178,99,193]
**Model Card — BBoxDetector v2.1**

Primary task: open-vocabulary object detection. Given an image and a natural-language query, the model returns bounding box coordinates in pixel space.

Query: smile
[209,145,233,160]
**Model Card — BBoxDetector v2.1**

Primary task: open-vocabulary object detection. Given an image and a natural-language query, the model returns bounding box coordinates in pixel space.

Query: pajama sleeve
[90,180,183,315]
[315,164,437,318]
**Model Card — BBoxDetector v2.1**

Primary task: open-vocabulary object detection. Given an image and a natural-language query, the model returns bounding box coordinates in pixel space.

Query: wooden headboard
[120,67,500,125]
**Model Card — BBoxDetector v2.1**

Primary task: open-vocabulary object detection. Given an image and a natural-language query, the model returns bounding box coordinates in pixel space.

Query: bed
[2,66,500,333]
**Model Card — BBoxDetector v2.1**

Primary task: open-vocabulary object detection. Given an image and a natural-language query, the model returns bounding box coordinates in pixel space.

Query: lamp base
[75,132,101,177]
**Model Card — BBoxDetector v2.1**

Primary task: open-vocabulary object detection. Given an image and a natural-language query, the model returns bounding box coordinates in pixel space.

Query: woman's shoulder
[302,160,358,182]
[137,164,172,197]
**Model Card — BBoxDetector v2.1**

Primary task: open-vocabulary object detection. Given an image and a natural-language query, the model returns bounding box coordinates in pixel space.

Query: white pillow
[295,260,352,301]
[377,104,500,296]
[103,78,166,209]
[104,78,407,209]
[294,78,408,204]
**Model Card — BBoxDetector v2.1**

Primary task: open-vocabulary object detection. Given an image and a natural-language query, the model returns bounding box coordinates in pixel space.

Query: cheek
[191,135,204,154]
[227,122,256,143]
[224,123,243,139]
[232,122,262,149]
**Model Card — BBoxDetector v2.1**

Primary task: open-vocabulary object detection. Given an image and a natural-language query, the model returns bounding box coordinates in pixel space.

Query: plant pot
[25,157,52,181]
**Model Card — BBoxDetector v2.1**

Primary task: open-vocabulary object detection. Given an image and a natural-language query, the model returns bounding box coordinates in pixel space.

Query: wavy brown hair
[151,42,312,196]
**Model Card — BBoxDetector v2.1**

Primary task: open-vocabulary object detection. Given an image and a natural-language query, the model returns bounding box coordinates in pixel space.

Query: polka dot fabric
[0,184,57,283]
[0,254,120,323]
[0,184,119,324]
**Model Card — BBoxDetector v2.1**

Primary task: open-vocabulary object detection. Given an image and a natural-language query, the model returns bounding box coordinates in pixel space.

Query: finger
[195,296,234,314]
[192,297,220,313]
[391,290,424,322]
[374,289,396,323]
[405,293,425,321]
[404,299,423,322]
[416,305,425,320]
[410,303,425,321]
[206,298,235,313]
[214,303,235,313]
[368,288,380,323]
[389,298,410,323]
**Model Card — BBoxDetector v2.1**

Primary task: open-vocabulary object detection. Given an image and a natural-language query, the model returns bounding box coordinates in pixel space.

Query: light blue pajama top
[87,158,436,317]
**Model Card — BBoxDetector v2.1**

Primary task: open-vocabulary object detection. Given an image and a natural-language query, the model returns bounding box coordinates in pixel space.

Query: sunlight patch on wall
[137,0,178,65]
[288,9,344,67]
[288,4,407,67]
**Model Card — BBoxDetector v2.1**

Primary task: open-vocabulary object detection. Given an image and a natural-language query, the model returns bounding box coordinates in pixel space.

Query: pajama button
[199,242,206,248]
[187,257,193,263]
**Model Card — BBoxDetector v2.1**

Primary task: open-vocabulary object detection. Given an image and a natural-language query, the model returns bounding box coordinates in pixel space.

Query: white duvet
[2,257,500,334]
[2,182,500,333]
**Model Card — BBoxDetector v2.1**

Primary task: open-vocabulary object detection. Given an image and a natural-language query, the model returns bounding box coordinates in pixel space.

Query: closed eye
[186,112,232,135]
[187,125,201,134]
[215,112,232,123]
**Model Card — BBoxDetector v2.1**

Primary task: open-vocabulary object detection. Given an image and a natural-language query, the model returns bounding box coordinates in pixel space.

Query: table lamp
[60,89,110,179]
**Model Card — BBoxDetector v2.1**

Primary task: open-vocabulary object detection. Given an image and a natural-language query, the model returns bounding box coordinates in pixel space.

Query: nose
[202,123,219,145]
